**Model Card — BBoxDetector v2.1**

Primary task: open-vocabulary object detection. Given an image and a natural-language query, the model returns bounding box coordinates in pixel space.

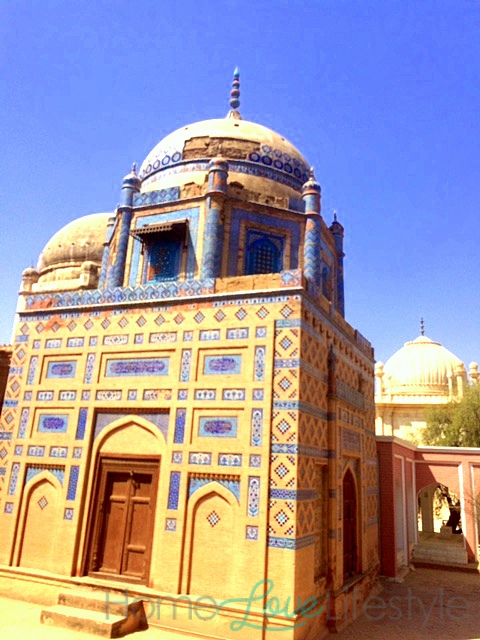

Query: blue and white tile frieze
[199,417,237,438]
[203,355,242,375]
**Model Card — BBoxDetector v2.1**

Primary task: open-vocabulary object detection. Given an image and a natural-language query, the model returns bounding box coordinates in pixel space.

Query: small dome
[139,117,310,198]
[37,213,111,274]
[383,335,465,395]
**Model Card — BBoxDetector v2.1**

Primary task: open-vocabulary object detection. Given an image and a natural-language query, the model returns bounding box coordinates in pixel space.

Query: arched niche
[182,482,241,600]
[17,471,66,573]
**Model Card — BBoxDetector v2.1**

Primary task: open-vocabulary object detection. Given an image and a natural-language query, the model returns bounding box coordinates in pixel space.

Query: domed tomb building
[375,325,479,443]
[0,72,379,638]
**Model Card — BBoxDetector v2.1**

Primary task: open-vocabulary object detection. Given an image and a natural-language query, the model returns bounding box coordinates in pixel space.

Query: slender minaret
[108,164,141,288]
[302,168,322,290]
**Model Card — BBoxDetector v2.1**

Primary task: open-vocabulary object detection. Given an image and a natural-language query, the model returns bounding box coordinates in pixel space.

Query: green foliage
[423,385,480,447]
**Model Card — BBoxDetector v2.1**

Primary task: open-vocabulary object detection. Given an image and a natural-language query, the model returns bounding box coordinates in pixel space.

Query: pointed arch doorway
[87,456,159,584]
[343,468,358,579]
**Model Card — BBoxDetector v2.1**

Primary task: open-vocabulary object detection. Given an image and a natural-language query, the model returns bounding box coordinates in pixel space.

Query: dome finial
[227,67,242,119]
[132,162,137,175]
[333,210,338,222]
[420,317,425,336]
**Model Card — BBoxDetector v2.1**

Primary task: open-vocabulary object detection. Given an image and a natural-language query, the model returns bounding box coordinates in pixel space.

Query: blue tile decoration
[165,517,177,532]
[23,391,32,401]
[14,445,23,456]
[189,452,212,465]
[246,526,259,541]
[27,356,38,385]
[248,476,260,517]
[67,337,84,348]
[81,390,90,401]
[253,389,264,401]
[75,408,88,440]
[189,475,240,502]
[256,326,267,338]
[59,391,76,401]
[18,408,29,439]
[9,366,23,375]
[254,347,266,381]
[38,414,68,434]
[199,330,220,341]
[180,349,192,383]
[178,389,188,400]
[50,446,68,458]
[218,453,242,467]
[226,328,249,340]
[46,361,76,379]
[25,465,64,486]
[103,334,129,346]
[0,433,13,441]
[15,335,28,343]
[84,353,96,384]
[267,535,316,550]
[64,508,74,520]
[149,332,177,343]
[25,279,215,311]
[3,399,18,408]
[67,466,80,500]
[8,463,20,495]
[134,333,144,344]
[89,336,98,346]
[183,330,193,341]
[194,389,216,401]
[269,489,316,501]
[96,390,122,401]
[249,455,261,468]
[132,187,180,206]
[45,339,62,348]
[174,409,186,444]
[172,451,183,464]
[128,390,137,401]
[167,472,181,510]
[203,355,242,375]
[250,409,263,447]
[4,502,14,514]
[37,391,54,401]
[33,340,41,349]
[105,357,169,377]
[0,468,6,476]
[73,447,83,459]
[199,417,237,438]
[222,389,246,401]
[28,446,45,457]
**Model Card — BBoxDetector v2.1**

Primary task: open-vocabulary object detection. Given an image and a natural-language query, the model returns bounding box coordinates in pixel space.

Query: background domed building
[375,323,479,443]
[0,72,379,637]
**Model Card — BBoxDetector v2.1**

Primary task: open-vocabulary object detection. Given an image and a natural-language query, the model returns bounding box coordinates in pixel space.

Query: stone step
[40,604,126,638]
[58,588,147,619]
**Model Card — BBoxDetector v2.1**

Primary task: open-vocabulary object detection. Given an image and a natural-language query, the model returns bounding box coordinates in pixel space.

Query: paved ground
[0,568,479,639]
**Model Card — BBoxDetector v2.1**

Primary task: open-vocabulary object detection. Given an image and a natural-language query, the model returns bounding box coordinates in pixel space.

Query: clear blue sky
[1,0,479,367]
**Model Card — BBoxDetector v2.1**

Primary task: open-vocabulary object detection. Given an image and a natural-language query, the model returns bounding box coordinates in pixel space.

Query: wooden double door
[87,457,159,584]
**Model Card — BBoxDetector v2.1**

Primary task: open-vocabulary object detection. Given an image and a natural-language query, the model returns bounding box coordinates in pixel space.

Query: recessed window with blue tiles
[245,229,284,275]
[145,231,183,282]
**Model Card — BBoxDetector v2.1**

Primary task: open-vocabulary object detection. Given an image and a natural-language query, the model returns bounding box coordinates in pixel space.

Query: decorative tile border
[250,409,263,447]
[67,466,80,500]
[173,409,186,444]
[218,453,242,467]
[38,414,69,434]
[189,475,240,502]
[247,476,260,517]
[46,361,76,379]
[189,452,212,465]
[167,472,181,510]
